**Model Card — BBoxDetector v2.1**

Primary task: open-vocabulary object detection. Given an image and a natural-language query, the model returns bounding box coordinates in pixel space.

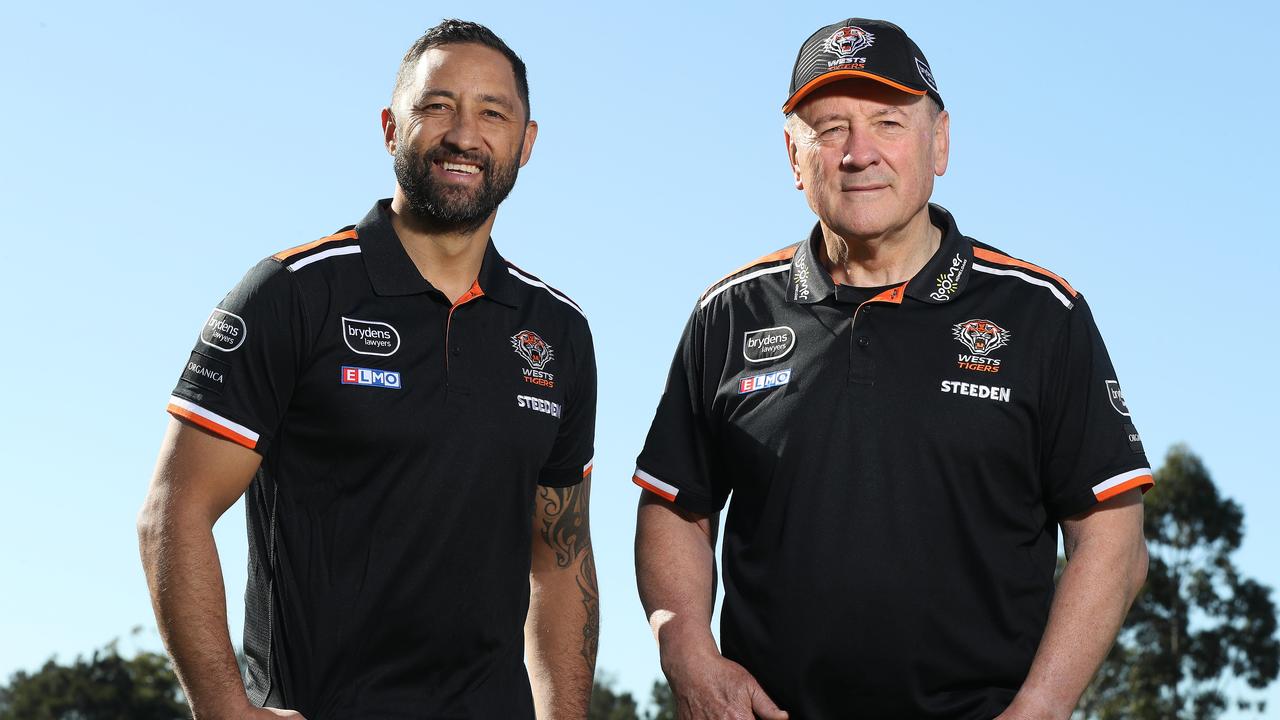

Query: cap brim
[783,70,926,114]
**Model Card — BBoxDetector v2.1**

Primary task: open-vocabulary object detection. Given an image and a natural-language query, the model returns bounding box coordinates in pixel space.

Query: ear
[381,107,397,156]
[519,120,538,167]
[932,109,950,177]
[785,130,803,190]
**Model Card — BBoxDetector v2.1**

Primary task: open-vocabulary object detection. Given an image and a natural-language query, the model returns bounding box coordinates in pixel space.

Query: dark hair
[392,19,530,119]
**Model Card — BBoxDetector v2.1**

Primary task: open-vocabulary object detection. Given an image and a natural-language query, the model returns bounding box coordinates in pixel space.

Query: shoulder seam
[971,246,1077,297]
[698,246,797,308]
[272,229,360,270]
[505,262,586,318]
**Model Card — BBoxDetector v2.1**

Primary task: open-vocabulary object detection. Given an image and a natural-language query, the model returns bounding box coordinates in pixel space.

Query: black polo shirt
[633,204,1151,719]
[168,199,596,719]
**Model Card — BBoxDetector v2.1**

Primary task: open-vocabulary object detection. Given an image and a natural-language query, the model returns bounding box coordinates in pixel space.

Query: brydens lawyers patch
[342,317,400,356]
[743,326,796,363]
[201,309,246,352]
[1106,380,1130,416]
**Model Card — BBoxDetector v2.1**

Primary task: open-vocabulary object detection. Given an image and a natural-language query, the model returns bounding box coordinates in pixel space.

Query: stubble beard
[394,142,521,234]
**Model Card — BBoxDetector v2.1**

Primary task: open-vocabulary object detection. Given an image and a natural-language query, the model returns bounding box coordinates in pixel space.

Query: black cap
[784,18,942,114]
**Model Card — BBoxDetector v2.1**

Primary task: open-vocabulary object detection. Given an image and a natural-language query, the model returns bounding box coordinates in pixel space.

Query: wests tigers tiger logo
[952,319,1011,356]
[511,330,554,370]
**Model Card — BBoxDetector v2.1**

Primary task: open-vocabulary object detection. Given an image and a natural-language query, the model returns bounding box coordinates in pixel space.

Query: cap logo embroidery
[511,329,554,370]
[824,26,875,69]
[952,319,1011,356]
[915,57,938,93]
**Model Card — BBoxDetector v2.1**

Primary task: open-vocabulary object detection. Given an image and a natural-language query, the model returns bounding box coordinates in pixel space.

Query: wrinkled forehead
[402,43,522,108]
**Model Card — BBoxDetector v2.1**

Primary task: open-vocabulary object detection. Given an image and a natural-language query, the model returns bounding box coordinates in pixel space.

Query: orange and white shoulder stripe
[272,229,361,272]
[970,246,1077,309]
[699,247,797,310]
[582,459,594,478]
[167,396,260,450]
[632,467,679,502]
[1092,467,1154,502]
[505,262,586,318]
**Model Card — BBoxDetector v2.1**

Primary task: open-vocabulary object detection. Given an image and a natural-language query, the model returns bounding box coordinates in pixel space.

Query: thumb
[748,682,789,720]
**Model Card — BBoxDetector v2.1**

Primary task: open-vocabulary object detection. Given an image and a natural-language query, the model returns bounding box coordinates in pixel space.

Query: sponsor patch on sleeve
[181,351,230,394]
[1106,380,1130,416]
[1123,423,1145,454]
[200,308,246,352]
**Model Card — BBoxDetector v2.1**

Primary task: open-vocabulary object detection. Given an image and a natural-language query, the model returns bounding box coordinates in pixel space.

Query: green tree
[1078,444,1279,719]
[648,678,676,719]
[591,673,642,720]
[0,640,187,720]
[590,673,677,720]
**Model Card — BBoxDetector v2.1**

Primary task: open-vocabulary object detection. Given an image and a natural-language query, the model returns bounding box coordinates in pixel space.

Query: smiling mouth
[436,159,483,176]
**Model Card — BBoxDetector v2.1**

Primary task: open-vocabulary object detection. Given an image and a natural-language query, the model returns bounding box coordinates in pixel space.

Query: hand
[992,697,1058,720]
[241,708,306,719]
[663,648,788,720]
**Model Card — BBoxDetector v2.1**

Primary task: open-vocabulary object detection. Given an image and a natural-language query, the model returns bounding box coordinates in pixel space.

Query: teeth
[442,162,480,174]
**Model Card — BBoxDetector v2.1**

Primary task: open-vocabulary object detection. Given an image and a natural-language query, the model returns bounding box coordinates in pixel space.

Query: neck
[389,192,495,304]
[819,207,940,287]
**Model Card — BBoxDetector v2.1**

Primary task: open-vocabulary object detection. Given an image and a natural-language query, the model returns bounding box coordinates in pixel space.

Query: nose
[440,108,483,153]
[840,127,880,171]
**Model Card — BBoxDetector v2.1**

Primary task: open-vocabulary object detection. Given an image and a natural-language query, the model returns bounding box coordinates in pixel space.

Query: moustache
[424,146,491,173]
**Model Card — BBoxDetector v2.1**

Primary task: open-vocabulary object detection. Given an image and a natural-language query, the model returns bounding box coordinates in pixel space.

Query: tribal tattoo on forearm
[537,482,600,665]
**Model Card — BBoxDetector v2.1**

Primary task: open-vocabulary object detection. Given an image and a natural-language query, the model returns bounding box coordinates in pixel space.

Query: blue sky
[2,0,1277,715]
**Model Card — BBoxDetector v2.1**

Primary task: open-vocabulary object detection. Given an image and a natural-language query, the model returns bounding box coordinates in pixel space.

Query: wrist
[653,614,719,672]
[191,692,253,720]
[1002,692,1065,720]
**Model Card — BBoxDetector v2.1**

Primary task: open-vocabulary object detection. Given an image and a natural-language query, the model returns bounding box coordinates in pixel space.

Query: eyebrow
[868,106,907,118]
[417,88,515,111]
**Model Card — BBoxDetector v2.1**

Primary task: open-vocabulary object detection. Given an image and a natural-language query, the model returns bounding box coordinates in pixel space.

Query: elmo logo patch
[340,366,401,390]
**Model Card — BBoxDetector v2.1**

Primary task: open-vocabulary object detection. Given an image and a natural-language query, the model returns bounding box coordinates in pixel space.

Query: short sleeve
[167,258,305,455]
[537,319,597,487]
[1041,293,1153,519]
[632,307,728,515]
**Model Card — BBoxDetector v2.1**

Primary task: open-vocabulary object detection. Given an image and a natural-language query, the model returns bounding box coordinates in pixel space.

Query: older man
[634,18,1151,719]
[138,19,597,720]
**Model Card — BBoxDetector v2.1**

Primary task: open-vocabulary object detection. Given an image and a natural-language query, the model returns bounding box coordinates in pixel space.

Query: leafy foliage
[0,640,186,720]
[1077,444,1279,720]
[590,674,676,720]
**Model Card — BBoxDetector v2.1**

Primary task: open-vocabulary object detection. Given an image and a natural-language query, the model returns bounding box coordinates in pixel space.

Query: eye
[419,102,452,113]
[878,120,903,128]
[819,125,847,138]
[482,109,509,121]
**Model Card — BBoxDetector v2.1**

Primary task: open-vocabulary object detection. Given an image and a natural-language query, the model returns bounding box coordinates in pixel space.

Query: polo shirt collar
[356,199,520,306]
[786,203,973,305]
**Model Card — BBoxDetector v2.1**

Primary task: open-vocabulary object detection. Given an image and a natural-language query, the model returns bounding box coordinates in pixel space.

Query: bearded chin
[394,147,520,234]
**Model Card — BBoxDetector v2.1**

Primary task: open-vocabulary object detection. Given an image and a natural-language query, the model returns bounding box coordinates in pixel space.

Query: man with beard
[138,20,597,720]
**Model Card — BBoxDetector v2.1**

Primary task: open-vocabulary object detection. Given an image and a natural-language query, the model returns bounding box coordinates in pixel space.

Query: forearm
[138,509,249,720]
[526,547,598,718]
[635,496,719,667]
[526,481,597,719]
[1005,529,1147,719]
